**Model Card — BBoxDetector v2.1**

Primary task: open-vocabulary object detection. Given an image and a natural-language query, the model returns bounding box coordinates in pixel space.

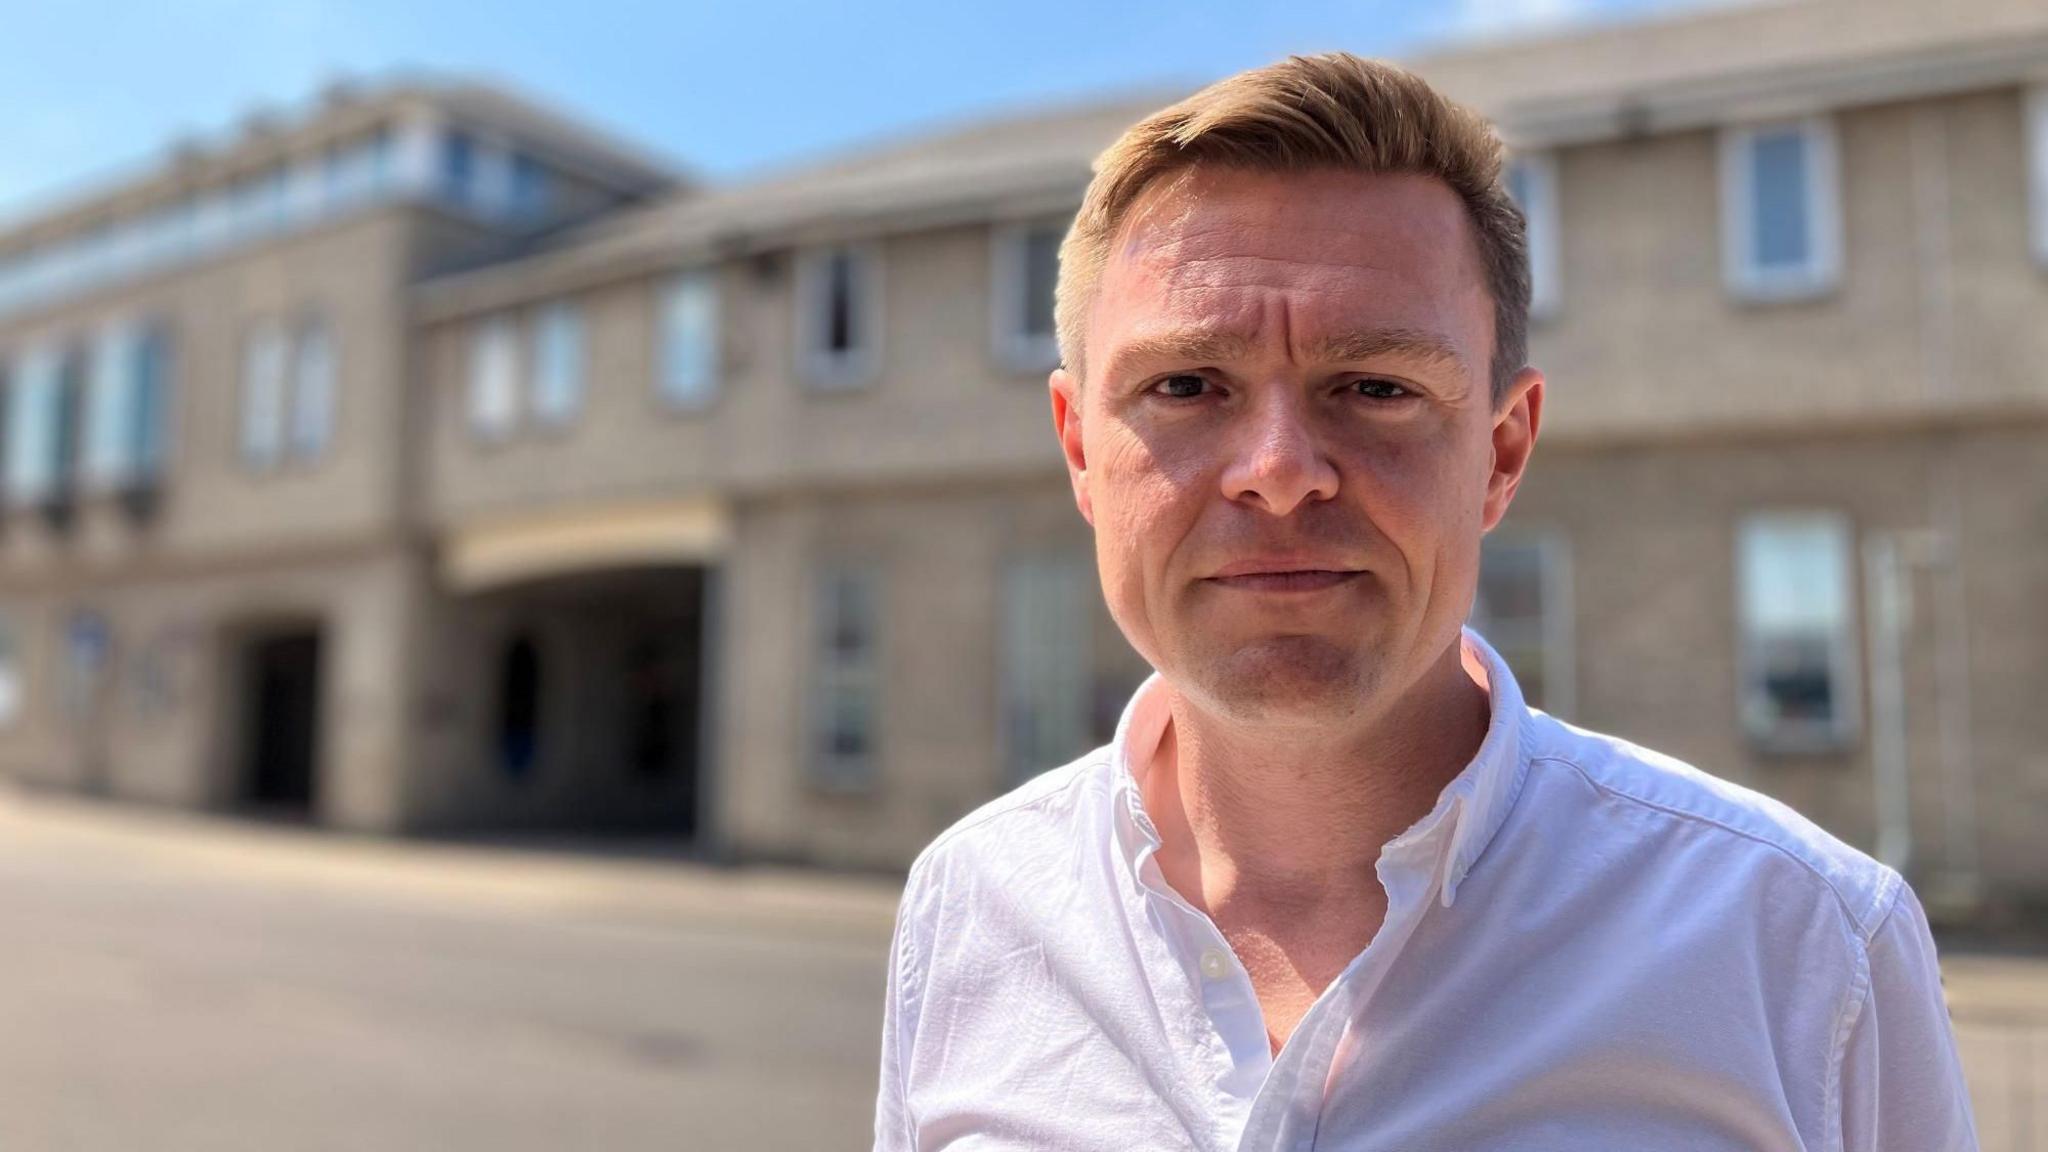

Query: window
[51,348,84,507]
[4,346,62,505]
[1505,153,1561,318]
[528,301,585,426]
[2029,85,2048,267]
[442,130,477,207]
[191,191,236,257]
[1000,554,1092,785]
[84,322,140,490]
[797,244,881,389]
[1469,532,1574,718]
[230,169,288,241]
[289,317,336,460]
[0,615,20,727]
[1721,118,1841,301]
[657,270,720,410]
[509,154,550,221]
[240,322,288,469]
[62,609,108,724]
[497,633,542,780]
[810,564,881,791]
[1737,512,1859,750]
[131,325,172,484]
[468,315,520,440]
[81,321,169,491]
[991,217,1066,371]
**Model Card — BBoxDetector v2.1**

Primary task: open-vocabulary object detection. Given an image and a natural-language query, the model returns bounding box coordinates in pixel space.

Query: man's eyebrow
[1099,327,1471,381]
[1312,328,1469,376]
[1102,331,1252,377]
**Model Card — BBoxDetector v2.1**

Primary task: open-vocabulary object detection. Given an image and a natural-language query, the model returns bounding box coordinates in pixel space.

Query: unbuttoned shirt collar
[1107,626,1530,914]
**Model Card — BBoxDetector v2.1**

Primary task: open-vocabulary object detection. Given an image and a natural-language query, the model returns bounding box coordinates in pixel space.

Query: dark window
[497,633,541,780]
[1021,225,1060,340]
[442,130,476,205]
[825,249,856,354]
[509,154,549,219]
[131,324,173,485]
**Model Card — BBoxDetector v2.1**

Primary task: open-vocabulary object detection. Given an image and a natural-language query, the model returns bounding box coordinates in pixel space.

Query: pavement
[0,788,900,1152]
[1,787,2043,1150]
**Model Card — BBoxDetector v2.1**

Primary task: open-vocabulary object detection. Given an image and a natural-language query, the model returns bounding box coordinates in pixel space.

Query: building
[0,79,671,829]
[2,0,2045,908]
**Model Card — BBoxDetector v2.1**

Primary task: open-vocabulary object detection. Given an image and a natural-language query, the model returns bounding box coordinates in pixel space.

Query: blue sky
[0,0,1706,224]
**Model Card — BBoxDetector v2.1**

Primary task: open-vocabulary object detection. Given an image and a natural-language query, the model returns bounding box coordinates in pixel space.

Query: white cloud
[1448,0,1600,36]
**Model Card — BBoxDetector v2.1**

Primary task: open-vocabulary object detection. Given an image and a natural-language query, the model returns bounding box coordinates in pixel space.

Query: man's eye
[1153,374,1210,399]
[1351,377,1411,400]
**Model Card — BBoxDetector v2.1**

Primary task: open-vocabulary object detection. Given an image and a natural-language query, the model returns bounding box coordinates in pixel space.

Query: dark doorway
[497,633,542,780]
[462,565,708,838]
[241,630,321,815]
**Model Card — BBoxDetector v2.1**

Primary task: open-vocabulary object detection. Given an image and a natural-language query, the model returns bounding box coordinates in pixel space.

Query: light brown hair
[1055,52,1530,405]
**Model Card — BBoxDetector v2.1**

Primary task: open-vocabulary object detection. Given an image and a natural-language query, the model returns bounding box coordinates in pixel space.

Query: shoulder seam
[913,751,1110,866]
[1531,754,1885,937]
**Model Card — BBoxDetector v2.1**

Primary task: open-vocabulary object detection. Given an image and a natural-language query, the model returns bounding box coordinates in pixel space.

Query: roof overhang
[440,495,732,593]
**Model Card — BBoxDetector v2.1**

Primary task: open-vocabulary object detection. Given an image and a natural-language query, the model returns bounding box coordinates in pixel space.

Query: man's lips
[1203,569,1366,593]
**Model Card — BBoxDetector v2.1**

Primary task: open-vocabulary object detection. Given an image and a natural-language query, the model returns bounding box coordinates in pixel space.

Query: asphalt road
[0,793,900,1152]
[5,791,2045,1150]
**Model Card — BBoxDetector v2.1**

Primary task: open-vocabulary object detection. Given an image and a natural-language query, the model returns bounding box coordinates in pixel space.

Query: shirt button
[1199,947,1233,981]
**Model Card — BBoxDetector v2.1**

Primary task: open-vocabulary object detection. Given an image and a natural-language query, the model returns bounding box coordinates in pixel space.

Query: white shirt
[873,628,1978,1150]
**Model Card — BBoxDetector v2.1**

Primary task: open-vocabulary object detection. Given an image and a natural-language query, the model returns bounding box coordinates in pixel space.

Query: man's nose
[1218,391,1340,516]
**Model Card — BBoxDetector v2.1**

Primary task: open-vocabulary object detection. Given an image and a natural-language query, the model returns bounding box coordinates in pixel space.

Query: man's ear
[1482,365,1544,532]
[1049,367,1093,527]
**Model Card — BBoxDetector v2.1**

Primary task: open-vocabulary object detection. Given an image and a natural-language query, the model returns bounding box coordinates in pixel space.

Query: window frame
[1470,528,1576,720]
[77,317,171,493]
[1719,116,1843,303]
[287,313,337,462]
[989,216,1067,374]
[807,561,884,794]
[997,551,1094,786]
[795,242,883,391]
[5,344,62,507]
[1735,510,1863,754]
[529,299,587,428]
[2028,84,2048,269]
[466,313,522,443]
[656,268,721,413]
[0,612,22,729]
[239,319,289,471]
[1505,151,1562,320]
[83,319,141,492]
[130,322,173,487]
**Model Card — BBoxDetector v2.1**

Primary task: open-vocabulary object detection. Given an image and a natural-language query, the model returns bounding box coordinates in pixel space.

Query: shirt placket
[1132,851,1272,1146]
[1230,827,1454,1152]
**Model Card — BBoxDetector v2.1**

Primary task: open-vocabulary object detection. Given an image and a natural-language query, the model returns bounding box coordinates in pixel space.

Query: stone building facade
[1,1,2044,908]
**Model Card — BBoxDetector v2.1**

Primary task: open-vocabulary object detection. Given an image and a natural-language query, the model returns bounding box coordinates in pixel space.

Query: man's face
[1050,166,1542,728]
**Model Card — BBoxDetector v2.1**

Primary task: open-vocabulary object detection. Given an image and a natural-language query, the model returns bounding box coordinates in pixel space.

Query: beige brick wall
[1503,422,2048,896]
[420,220,1069,523]
[1531,88,2048,446]
[0,543,431,831]
[715,478,1147,870]
[0,209,430,571]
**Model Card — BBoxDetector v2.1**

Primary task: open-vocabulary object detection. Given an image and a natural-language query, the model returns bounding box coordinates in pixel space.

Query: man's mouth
[1205,569,1365,593]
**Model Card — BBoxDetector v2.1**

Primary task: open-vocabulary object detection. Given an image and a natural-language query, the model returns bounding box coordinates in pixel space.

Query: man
[874,53,1976,1150]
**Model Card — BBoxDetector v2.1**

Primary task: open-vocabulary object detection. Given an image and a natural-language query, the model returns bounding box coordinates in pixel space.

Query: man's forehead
[1114,166,1477,267]
[1091,167,1493,375]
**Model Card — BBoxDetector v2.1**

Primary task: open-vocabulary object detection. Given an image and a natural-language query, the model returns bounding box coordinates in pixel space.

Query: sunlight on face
[1051,167,1537,728]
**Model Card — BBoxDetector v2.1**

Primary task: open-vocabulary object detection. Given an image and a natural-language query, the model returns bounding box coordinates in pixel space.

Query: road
[0,791,899,1152]
[2,789,2044,1150]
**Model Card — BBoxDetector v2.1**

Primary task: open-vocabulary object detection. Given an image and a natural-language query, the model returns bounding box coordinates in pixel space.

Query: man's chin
[1175,635,1383,726]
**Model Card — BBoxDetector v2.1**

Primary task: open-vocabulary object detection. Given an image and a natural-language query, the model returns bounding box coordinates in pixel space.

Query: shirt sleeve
[873,869,927,1152]
[1837,880,1979,1151]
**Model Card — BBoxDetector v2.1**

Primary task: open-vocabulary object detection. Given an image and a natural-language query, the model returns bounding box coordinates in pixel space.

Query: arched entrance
[457,564,712,837]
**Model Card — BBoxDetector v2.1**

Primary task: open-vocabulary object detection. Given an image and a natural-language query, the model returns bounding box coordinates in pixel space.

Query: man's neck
[1140,639,1494,914]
